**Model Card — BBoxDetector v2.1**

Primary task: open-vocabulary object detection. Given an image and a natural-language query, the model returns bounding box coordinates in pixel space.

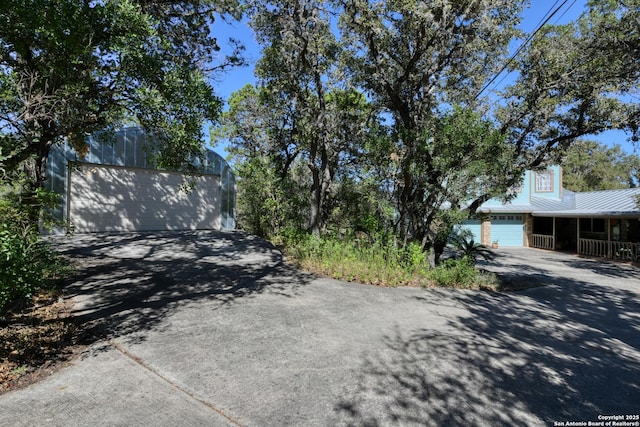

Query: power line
[474,0,575,100]
[481,0,580,96]
[552,0,579,24]
[478,0,564,95]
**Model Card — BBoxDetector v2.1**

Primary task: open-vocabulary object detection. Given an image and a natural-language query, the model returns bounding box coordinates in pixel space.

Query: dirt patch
[0,293,90,394]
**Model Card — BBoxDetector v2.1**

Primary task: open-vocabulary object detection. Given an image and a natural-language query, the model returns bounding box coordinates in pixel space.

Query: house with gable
[462,165,640,262]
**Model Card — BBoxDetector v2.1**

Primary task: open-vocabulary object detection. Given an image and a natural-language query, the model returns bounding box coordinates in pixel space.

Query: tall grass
[282,233,500,290]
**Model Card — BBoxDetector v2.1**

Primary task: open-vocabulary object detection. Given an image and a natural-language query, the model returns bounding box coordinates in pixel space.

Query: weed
[281,232,501,290]
[11,365,27,376]
[0,195,72,315]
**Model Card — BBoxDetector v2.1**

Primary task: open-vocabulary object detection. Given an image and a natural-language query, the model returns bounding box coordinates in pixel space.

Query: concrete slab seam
[108,340,243,426]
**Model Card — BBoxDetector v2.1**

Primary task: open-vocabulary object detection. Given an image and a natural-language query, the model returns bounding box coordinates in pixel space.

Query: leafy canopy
[220,0,639,265]
[559,140,640,192]
[0,0,243,189]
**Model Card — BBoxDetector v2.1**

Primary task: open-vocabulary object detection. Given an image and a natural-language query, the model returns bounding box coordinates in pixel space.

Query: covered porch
[529,215,640,262]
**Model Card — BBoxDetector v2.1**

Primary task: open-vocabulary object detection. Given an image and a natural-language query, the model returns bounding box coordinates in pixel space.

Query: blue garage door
[491,215,524,247]
[459,220,482,244]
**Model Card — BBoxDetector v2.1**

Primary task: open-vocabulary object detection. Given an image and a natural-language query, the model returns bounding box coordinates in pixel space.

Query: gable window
[535,170,554,192]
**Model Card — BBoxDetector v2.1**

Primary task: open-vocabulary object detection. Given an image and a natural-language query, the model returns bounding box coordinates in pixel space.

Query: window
[535,170,554,192]
[580,218,606,233]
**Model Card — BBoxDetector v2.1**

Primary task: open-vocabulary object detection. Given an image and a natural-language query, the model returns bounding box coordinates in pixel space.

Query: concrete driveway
[1,232,639,426]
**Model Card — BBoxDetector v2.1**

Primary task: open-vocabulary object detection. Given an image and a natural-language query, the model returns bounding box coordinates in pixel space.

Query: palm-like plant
[448,228,495,265]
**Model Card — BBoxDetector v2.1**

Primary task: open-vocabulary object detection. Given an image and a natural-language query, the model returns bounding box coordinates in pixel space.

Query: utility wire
[474,0,574,100]
[552,0,579,24]
[482,0,563,93]
[482,0,580,97]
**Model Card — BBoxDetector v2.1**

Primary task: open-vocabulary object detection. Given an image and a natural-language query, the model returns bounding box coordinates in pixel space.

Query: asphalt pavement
[1,231,639,426]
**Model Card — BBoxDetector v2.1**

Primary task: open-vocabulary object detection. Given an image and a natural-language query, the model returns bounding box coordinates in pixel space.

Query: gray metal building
[45,127,235,233]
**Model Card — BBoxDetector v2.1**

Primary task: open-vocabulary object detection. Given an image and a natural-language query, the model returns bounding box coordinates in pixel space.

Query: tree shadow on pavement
[335,275,640,425]
[556,257,640,280]
[51,231,313,344]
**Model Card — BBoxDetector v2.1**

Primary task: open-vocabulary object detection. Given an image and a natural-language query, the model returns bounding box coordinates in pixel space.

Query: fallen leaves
[0,293,86,394]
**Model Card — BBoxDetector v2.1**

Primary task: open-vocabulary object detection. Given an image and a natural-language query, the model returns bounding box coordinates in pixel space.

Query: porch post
[577,218,580,255]
[607,218,612,258]
[552,217,556,250]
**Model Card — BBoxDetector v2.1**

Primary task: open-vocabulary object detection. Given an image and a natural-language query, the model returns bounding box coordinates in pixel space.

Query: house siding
[473,165,640,256]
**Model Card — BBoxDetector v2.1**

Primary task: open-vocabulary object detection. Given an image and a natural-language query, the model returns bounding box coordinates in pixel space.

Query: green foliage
[0,194,71,315]
[498,0,639,163]
[246,0,376,236]
[233,155,306,238]
[222,0,639,272]
[1,0,243,208]
[282,232,500,290]
[449,227,495,265]
[427,259,476,288]
[336,0,526,250]
[400,241,427,273]
[286,233,430,287]
[427,258,499,290]
[559,140,639,191]
[325,175,395,237]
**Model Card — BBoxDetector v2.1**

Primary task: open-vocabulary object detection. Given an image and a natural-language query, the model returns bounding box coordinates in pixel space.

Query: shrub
[427,258,479,288]
[400,241,429,272]
[448,227,495,265]
[280,231,501,290]
[0,191,71,315]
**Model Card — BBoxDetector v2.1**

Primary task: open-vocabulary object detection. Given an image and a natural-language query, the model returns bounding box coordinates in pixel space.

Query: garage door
[69,163,221,232]
[459,220,482,245]
[491,215,524,247]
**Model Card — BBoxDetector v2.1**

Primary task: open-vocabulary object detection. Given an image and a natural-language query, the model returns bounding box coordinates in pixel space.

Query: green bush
[427,258,497,289]
[400,241,428,272]
[280,232,501,290]
[448,227,495,265]
[0,192,71,315]
[427,259,474,288]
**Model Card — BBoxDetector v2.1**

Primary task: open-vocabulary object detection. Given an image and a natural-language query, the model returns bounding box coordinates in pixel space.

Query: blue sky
[209,0,636,157]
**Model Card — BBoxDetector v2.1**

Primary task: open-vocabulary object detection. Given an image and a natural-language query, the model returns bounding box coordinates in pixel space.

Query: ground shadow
[50,231,313,344]
[558,256,640,280]
[335,258,640,425]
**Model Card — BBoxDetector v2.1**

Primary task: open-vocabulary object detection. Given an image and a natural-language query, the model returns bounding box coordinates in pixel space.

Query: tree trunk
[309,166,321,237]
[308,137,321,237]
[18,137,52,226]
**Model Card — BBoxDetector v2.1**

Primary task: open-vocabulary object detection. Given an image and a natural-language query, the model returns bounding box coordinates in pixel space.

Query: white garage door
[69,163,221,232]
[491,215,524,247]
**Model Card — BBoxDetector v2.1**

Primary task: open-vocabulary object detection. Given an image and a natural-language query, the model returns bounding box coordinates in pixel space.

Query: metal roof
[477,204,534,213]
[531,191,576,212]
[575,188,640,212]
[479,188,640,217]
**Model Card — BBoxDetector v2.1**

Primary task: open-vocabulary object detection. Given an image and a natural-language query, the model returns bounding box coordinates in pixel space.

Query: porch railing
[611,241,638,262]
[579,238,638,262]
[531,234,554,250]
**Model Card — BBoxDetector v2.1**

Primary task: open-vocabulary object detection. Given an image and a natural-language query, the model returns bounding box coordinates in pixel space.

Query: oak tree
[0,0,243,217]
